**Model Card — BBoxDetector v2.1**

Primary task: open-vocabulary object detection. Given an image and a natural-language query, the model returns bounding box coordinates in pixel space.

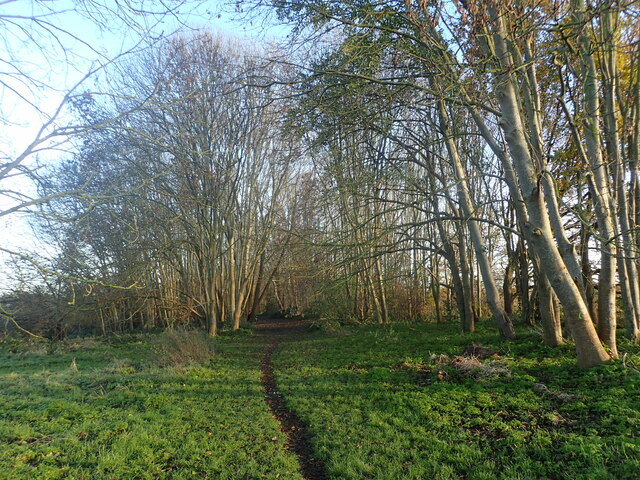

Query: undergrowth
[152,329,215,368]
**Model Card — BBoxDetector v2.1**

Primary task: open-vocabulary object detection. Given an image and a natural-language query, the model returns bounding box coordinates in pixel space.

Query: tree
[38,33,300,335]
[238,0,640,366]
[0,0,194,271]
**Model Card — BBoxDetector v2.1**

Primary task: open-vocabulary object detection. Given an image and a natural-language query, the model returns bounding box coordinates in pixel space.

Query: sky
[0,0,287,291]
[0,0,281,153]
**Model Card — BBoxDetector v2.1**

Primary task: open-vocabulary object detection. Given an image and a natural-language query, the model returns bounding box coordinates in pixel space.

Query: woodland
[3,0,639,365]
[1,1,640,478]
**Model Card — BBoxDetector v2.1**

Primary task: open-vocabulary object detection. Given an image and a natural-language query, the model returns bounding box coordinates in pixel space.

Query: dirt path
[257,318,328,480]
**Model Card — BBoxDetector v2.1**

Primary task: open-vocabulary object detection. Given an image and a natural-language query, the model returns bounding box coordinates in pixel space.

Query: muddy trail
[256,318,328,480]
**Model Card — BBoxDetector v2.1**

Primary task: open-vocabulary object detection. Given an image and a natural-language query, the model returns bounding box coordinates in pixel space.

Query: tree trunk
[487,6,609,367]
[600,4,640,343]
[503,260,514,316]
[516,238,532,325]
[572,0,618,357]
[434,192,475,332]
[536,265,564,346]
[435,99,515,339]
[430,254,442,324]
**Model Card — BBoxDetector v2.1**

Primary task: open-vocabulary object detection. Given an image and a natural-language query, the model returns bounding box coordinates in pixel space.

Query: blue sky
[1,0,287,156]
[0,0,287,290]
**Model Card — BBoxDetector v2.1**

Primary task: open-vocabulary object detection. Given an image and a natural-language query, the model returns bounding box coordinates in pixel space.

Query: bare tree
[37,33,299,335]
[0,1,193,266]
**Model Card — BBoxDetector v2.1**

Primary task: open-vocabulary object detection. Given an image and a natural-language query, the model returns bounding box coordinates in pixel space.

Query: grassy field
[273,322,640,480]
[1,321,640,479]
[0,330,302,480]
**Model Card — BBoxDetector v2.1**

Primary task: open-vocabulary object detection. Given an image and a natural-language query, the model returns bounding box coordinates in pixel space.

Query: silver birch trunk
[488,6,609,367]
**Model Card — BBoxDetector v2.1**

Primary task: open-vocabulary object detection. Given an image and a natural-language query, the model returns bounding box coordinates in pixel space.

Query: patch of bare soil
[257,318,328,480]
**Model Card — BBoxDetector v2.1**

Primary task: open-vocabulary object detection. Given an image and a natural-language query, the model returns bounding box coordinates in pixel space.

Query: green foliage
[0,334,303,479]
[2,323,639,479]
[273,322,640,479]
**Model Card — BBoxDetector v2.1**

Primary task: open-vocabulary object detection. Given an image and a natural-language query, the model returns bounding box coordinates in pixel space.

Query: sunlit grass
[2,322,639,479]
[0,333,302,479]
[274,322,640,480]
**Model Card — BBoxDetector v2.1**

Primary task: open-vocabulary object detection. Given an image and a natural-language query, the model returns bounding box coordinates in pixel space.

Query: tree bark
[572,0,618,356]
[487,5,609,367]
[435,99,515,339]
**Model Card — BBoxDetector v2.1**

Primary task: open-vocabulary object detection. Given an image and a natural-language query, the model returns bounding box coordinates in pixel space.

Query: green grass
[0,333,302,480]
[2,322,640,479]
[273,322,640,480]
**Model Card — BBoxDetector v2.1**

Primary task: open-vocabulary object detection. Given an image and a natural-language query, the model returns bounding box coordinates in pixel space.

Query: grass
[273,321,640,480]
[0,332,302,480]
[2,321,639,479]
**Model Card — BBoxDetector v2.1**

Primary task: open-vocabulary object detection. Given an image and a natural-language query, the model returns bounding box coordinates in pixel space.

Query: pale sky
[0,0,287,290]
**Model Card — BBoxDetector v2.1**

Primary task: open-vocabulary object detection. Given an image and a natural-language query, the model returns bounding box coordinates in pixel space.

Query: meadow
[1,321,639,479]
[274,323,640,479]
[0,331,301,479]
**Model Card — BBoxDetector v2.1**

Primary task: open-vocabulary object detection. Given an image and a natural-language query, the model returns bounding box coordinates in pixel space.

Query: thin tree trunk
[433,192,475,332]
[503,260,514,316]
[435,99,515,339]
[572,0,618,357]
[600,4,640,343]
[430,254,442,324]
[458,230,476,333]
[516,238,532,325]
[534,262,564,346]
[487,5,609,366]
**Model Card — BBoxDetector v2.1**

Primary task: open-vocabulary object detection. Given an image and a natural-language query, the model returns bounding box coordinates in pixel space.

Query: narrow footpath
[257,318,328,480]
